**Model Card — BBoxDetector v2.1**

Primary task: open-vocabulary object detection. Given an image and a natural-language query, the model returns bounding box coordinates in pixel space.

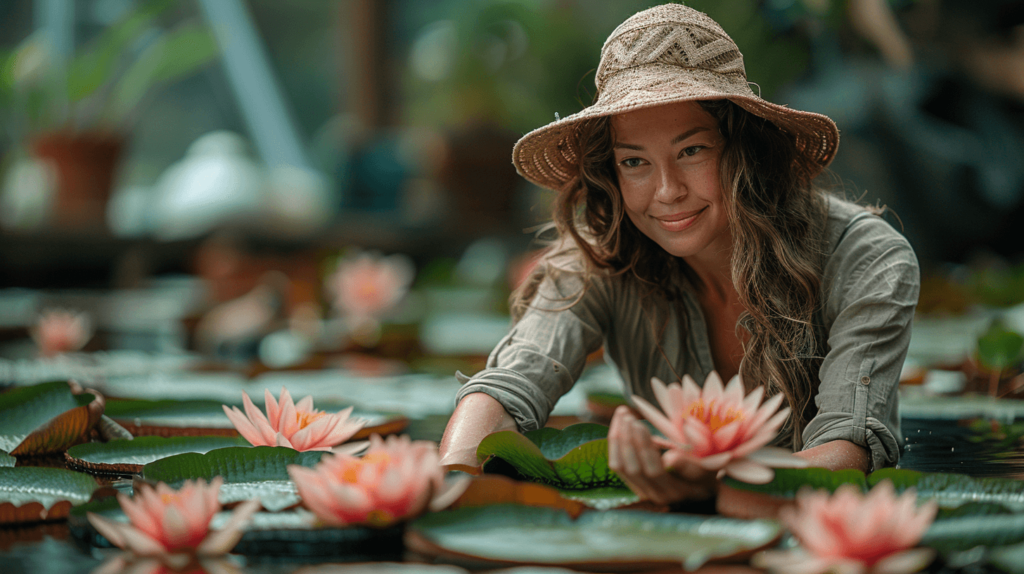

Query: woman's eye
[620,157,645,168]
[681,145,705,158]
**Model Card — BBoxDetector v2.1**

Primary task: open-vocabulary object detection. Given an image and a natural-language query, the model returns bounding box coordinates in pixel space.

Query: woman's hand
[607,405,717,505]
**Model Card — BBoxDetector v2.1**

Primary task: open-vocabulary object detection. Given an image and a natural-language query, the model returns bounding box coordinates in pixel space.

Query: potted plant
[0,0,217,230]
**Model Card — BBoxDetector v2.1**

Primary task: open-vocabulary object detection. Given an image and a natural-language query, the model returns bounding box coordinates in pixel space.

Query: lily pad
[70,500,405,559]
[477,424,636,508]
[408,504,781,571]
[141,446,327,511]
[65,435,251,476]
[0,467,99,524]
[105,397,408,439]
[0,381,103,456]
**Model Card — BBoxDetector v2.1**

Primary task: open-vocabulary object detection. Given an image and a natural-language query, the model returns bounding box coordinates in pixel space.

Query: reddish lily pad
[65,435,251,476]
[477,423,637,509]
[0,381,104,456]
[408,504,781,571]
[0,467,99,524]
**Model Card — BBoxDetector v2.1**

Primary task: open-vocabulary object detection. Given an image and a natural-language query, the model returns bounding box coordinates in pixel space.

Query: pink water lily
[87,477,260,558]
[223,388,366,452]
[632,372,806,484]
[288,434,469,527]
[31,308,93,357]
[325,251,414,320]
[755,481,938,574]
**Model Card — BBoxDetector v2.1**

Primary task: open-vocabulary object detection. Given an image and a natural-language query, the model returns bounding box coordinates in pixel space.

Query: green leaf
[67,435,250,471]
[0,467,98,511]
[977,319,1024,371]
[108,23,217,120]
[66,0,174,101]
[923,513,1024,553]
[721,467,868,498]
[0,381,95,454]
[869,468,1024,512]
[141,446,326,485]
[410,504,781,570]
[477,424,633,506]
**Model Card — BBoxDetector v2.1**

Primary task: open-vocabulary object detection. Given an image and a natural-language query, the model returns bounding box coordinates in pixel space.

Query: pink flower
[288,434,469,527]
[223,388,366,452]
[31,308,93,357]
[755,481,938,574]
[632,372,806,484]
[325,251,414,320]
[87,477,260,557]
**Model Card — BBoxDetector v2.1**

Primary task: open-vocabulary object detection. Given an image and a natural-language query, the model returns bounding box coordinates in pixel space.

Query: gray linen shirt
[456,197,920,470]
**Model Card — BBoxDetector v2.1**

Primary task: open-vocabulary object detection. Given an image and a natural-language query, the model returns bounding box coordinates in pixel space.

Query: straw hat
[512,3,840,192]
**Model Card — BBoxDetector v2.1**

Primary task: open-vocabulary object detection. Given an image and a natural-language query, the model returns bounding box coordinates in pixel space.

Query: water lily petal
[723,374,746,406]
[223,405,270,447]
[333,441,369,456]
[710,418,743,451]
[428,476,472,512]
[87,512,130,549]
[241,392,275,445]
[745,446,807,467]
[265,388,282,429]
[696,451,732,470]
[724,458,774,484]
[278,389,300,438]
[632,395,683,443]
[276,433,297,450]
[745,393,786,431]
[872,548,935,574]
[296,395,315,413]
[742,384,765,413]
[755,550,842,574]
[703,371,724,402]
[196,498,261,556]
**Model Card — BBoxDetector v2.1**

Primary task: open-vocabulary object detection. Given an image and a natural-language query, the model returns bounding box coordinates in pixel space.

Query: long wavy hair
[511,99,829,448]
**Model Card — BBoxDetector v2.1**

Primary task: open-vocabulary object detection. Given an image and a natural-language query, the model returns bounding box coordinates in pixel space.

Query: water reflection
[899,417,1024,479]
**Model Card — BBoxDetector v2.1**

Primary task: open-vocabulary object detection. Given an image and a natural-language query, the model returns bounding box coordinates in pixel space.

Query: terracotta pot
[31,131,124,229]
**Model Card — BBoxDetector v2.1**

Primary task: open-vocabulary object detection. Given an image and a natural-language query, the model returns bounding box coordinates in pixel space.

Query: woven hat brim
[512,67,839,192]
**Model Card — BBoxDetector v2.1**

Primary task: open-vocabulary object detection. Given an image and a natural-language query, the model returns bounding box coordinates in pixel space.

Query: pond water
[900,417,1024,479]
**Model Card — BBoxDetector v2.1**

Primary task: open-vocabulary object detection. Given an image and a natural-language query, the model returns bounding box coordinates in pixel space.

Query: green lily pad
[66,436,251,476]
[923,513,1024,553]
[141,446,327,511]
[408,504,781,570]
[0,467,99,523]
[477,424,635,508]
[724,467,1024,513]
[106,397,407,439]
[0,381,99,455]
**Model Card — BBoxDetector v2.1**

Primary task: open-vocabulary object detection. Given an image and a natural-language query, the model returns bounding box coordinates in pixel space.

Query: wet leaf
[721,467,868,499]
[869,468,1024,512]
[0,382,101,456]
[66,435,250,475]
[923,513,1024,553]
[477,423,634,507]
[408,504,781,570]
[141,446,326,486]
[0,467,99,524]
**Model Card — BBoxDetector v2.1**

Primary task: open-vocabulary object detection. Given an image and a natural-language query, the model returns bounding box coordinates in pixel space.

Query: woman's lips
[654,207,706,232]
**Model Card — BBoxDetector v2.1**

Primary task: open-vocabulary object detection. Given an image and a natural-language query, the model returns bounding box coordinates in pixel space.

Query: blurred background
[2,0,1024,397]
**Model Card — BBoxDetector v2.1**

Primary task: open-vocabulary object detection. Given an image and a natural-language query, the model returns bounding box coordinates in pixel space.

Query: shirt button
[861,376,871,385]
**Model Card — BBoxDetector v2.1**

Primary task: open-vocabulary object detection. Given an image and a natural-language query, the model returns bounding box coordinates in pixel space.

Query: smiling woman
[439,3,920,506]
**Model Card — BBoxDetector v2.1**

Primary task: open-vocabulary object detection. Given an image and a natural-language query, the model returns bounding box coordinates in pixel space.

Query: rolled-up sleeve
[454,266,608,431]
[803,214,920,470]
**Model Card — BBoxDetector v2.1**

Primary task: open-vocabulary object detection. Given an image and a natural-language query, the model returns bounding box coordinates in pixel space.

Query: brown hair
[512,99,829,448]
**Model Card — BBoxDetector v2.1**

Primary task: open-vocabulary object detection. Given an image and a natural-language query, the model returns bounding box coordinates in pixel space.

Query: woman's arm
[439,393,518,471]
[794,439,870,472]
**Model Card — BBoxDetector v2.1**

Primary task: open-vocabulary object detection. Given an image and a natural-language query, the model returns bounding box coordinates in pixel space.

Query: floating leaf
[66,435,250,476]
[977,319,1024,371]
[922,513,1024,553]
[869,468,1024,512]
[141,446,326,485]
[408,504,781,570]
[0,381,102,456]
[477,423,634,507]
[106,397,407,439]
[0,467,99,524]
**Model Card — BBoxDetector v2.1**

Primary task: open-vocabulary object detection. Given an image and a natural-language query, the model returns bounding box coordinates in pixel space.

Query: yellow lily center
[339,452,391,484]
[296,409,327,429]
[688,400,744,432]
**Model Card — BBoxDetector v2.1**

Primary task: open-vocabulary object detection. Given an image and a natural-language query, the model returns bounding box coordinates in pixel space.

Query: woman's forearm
[794,439,871,472]
[439,392,518,471]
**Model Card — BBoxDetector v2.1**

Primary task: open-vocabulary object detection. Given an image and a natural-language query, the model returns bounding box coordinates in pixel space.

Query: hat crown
[596,4,746,91]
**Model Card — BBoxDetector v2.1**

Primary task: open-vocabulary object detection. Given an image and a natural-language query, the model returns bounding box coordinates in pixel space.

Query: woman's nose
[652,166,686,204]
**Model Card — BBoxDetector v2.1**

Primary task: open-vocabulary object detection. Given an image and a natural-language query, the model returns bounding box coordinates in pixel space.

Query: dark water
[900,417,1024,478]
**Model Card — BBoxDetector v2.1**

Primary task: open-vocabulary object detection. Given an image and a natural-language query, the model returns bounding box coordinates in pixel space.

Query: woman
[439,4,919,504]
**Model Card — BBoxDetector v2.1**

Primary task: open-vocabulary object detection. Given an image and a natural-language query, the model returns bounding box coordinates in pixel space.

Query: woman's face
[611,100,730,260]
